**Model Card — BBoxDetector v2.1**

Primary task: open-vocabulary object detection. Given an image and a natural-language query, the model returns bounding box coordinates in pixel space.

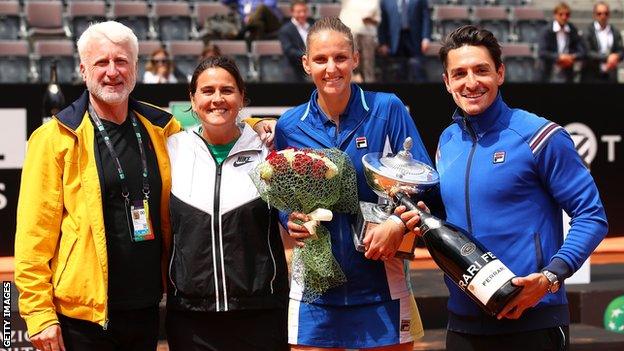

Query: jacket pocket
[534,232,544,270]
[53,231,78,288]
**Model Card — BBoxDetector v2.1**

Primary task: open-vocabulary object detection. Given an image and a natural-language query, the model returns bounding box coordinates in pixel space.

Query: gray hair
[77,21,138,62]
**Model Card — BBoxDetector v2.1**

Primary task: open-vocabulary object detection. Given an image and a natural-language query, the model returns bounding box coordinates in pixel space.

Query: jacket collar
[302,83,369,127]
[192,123,263,155]
[452,93,510,137]
[553,21,570,33]
[55,90,174,131]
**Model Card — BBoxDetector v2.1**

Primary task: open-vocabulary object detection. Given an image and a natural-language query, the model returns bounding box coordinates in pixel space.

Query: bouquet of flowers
[250,148,359,302]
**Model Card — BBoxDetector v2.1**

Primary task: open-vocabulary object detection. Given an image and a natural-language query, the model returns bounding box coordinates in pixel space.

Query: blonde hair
[77,21,139,63]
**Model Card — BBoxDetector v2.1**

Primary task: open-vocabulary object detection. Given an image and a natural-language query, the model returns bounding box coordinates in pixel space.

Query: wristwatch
[541,270,560,293]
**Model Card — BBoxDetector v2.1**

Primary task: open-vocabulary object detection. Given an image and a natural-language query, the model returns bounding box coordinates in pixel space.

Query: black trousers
[166,308,288,351]
[446,326,570,351]
[58,306,159,351]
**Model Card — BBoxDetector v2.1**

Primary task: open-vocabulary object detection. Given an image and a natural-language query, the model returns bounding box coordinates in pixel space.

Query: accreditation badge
[129,199,155,242]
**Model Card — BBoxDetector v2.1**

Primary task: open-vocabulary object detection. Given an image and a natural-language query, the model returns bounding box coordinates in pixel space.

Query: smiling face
[190,67,244,130]
[80,37,136,106]
[443,45,505,116]
[303,30,359,98]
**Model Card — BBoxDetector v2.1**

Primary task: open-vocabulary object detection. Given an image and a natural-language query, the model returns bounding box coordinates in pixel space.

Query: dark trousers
[166,308,288,351]
[446,326,570,351]
[58,306,159,351]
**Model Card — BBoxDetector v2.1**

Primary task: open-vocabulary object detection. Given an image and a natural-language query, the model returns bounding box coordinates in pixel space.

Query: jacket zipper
[168,234,179,296]
[213,162,225,311]
[464,118,478,234]
[266,204,277,294]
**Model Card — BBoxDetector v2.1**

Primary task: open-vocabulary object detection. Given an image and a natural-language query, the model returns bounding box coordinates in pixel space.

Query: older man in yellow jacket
[14,21,181,351]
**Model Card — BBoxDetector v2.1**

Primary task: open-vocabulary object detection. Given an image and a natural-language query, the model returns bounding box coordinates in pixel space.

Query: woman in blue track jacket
[275,18,435,350]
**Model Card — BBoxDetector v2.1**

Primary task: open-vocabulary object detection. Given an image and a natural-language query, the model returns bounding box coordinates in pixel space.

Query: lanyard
[89,105,150,203]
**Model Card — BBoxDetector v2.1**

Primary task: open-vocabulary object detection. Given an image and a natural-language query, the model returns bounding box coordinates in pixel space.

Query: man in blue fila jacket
[431,25,608,350]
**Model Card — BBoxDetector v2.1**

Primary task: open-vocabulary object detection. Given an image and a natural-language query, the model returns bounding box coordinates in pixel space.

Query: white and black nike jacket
[166,124,289,312]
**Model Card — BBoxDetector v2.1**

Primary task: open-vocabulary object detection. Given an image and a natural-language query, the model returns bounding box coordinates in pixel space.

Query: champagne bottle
[395,192,523,317]
[42,61,65,124]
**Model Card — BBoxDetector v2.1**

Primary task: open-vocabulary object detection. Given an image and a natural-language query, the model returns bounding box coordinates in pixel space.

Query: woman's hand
[362,217,405,261]
[287,212,312,248]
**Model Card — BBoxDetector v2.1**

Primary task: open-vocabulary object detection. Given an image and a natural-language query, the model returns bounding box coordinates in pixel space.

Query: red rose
[292,153,314,175]
[310,159,329,179]
[268,153,289,173]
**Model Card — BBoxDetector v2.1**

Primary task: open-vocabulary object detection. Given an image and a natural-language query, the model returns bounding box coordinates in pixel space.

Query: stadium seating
[210,39,251,80]
[34,40,76,83]
[251,40,295,82]
[153,1,193,41]
[0,40,30,83]
[0,1,21,40]
[25,0,68,39]
[472,6,511,42]
[67,1,107,40]
[501,42,538,82]
[111,1,152,41]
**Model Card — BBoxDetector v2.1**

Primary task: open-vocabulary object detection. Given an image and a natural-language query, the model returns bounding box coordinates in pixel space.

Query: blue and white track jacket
[275,84,432,306]
[436,94,608,334]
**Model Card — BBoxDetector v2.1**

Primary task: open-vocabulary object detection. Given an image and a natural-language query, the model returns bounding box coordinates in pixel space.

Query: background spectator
[538,2,585,83]
[143,48,184,84]
[340,0,381,83]
[223,0,283,41]
[278,0,313,82]
[378,0,432,82]
[201,43,223,61]
[581,1,623,83]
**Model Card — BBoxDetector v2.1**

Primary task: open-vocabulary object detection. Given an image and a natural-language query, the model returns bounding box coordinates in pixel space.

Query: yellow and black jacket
[14,91,181,336]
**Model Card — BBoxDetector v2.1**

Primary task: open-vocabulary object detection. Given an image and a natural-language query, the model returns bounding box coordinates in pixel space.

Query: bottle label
[465,258,515,306]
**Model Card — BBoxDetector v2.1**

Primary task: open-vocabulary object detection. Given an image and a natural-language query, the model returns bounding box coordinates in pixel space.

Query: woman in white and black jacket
[165,56,289,351]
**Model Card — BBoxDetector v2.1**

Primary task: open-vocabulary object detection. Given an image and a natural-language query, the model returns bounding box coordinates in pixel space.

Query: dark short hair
[439,25,502,73]
[306,17,355,53]
[188,55,249,105]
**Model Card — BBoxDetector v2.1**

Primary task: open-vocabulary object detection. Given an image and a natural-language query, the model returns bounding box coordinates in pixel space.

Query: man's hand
[557,54,575,68]
[606,53,620,70]
[287,212,312,248]
[496,272,550,320]
[30,324,65,351]
[421,39,430,54]
[377,44,390,56]
[252,119,277,148]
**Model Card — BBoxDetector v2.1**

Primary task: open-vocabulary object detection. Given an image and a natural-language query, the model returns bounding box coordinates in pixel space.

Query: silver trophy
[354,137,439,259]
